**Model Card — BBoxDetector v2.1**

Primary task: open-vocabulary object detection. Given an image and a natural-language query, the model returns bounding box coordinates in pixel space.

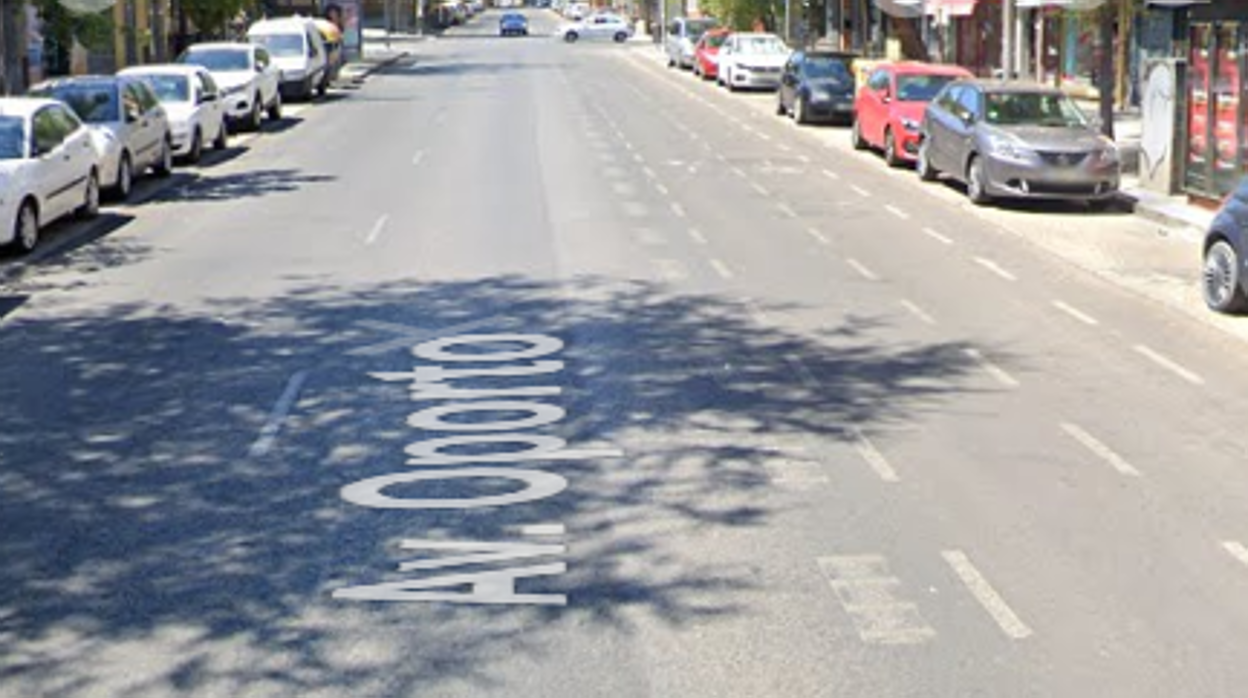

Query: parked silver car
[665,16,719,70]
[916,80,1120,207]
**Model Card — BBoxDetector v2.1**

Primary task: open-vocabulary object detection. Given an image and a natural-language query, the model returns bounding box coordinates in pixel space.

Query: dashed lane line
[1133,345,1205,386]
[1052,300,1100,326]
[922,227,954,245]
[899,299,937,325]
[850,184,872,198]
[688,228,708,245]
[973,256,1018,282]
[822,169,841,180]
[248,370,310,458]
[942,550,1033,640]
[884,204,910,220]
[846,258,879,281]
[751,182,771,196]
[776,203,798,219]
[411,150,425,166]
[1223,541,1248,568]
[364,214,389,246]
[1060,422,1141,477]
[805,227,831,246]
[851,428,900,482]
[670,202,687,218]
[963,348,1020,388]
[709,258,735,279]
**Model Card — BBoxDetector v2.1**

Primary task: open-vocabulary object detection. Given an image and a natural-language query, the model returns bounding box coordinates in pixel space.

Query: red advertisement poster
[1214,23,1240,174]
[1189,26,1211,170]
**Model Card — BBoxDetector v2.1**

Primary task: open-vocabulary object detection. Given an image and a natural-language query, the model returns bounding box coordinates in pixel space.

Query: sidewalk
[336,30,424,84]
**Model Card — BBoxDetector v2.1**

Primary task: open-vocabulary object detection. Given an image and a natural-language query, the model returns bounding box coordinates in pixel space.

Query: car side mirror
[200,91,217,104]
[30,139,50,158]
[124,106,141,123]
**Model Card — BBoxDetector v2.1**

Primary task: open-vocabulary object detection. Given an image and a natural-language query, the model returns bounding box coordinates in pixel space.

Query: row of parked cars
[0,15,343,255]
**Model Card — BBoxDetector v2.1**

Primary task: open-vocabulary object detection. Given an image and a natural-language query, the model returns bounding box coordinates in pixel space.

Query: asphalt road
[5,9,1248,698]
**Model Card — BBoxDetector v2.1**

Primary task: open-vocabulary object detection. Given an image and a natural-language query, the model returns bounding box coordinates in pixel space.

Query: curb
[337,51,412,85]
[1112,188,1212,240]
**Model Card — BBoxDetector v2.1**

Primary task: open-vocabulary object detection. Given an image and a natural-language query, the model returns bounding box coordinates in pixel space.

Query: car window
[686,18,716,40]
[255,47,272,69]
[867,69,889,91]
[200,71,220,95]
[956,86,981,119]
[132,81,161,112]
[703,33,727,49]
[31,108,65,155]
[48,104,82,139]
[0,115,27,160]
[140,74,191,103]
[803,56,852,83]
[307,32,321,57]
[179,48,250,72]
[896,73,961,102]
[252,33,304,58]
[668,20,680,35]
[984,91,1088,127]
[738,36,787,55]
[34,83,120,124]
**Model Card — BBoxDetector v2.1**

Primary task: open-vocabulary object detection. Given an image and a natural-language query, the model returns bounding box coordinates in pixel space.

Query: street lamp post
[1001,0,1012,80]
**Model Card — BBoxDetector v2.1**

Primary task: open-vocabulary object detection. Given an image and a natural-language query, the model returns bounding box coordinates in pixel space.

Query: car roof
[799,50,856,60]
[956,79,1065,94]
[877,61,970,76]
[120,64,204,76]
[0,97,61,117]
[249,16,315,31]
[31,75,122,90]
[730,32,781,39]
[184,42,253,51]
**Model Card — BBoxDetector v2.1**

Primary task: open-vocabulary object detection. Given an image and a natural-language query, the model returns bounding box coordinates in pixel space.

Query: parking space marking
[942,550,1033,640]
[922,227,954,245]
[851,427,899,482]
[884,205,910,220]
[850,184,872,198]
[364,214,389,246]
[1052,300,1100,326]
[1133,345,1205,386]
[709,258,735,279]
[732,167,747,178]
[797,154,811,163]
[756,132,773,142]
[899,299,937,325]
[248,370,309,458]
[642,166,657,179]
[1060,422,1141,476]
[846,258,879,281]
[805,227,831,246]
[973,257,1018,282]
[654,258,689,281]
[1223,541,1248,568]
[963,348,1019,388]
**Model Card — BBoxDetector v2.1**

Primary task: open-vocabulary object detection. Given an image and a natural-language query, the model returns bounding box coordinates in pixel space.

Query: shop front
[1184,0,1248,200]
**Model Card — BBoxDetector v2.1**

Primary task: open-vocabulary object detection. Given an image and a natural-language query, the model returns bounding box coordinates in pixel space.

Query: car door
[925,84,963,172]
[949,85,982,177]
[29,107,75,220]
[51,105,95,212]
[198,70,225,137]
[719,37,736,80]
[859,68,890,146]
[123,82,160,169]
[254,47,279,104]
[779,52,801,111]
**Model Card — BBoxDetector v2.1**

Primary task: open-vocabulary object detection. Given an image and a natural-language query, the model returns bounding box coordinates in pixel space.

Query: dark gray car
[1203,177,1248,313]
[916,80,1120,207]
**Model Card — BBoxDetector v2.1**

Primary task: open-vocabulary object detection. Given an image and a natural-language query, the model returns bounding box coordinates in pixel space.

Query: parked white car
[0,98,100,253]
[177,42,282,132]
[561,13,632,43]
[247,16,330,100]
[717,32,791,91]
[120,64,228,163]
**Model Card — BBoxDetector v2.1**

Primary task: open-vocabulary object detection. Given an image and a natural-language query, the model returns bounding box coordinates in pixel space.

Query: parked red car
[692,29,731,81]
[852,62,973,166]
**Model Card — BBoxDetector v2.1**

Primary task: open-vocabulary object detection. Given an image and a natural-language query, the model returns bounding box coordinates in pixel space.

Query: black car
[500,12,528,36]
[776,50,856,125]
[1203,177,1248,313]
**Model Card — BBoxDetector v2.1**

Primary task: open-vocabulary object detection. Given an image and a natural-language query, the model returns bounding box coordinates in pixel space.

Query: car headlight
[900,117,921,133]
[1095,138,1120,164]
[986,135,1034,162]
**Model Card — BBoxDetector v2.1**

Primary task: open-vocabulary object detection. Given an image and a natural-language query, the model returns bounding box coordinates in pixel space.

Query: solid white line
[752,182,771,196]
[899,299,936,325]
[1052,300,1100,326]
[852,427,899,482]
[670,202,686,218]
[521,523,567,537]
[709,258,734,279]
[822,168,841,180]
[846,258,879,281]
[688,228,708,245]
[922,227,954,245]
[1133,345,1205,386]
[973,257,1018,281]
[1223,541,1248,568]
[884,204,910,220]
[805,227,830,246]
[411,150,425,166]
[364,214,389,245]
[776,203,798,218]
[248,370,309,458]
[942,550,1033,640]
[963,348,1019,388]
[1060,422,1141,476]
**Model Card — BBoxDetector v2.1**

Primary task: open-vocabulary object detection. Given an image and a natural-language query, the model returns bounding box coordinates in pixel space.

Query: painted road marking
[654,259,689,281]
[670,202,686,218]
[922,227,954,245]
[732,167,747,178]
[851,427,899,482]
[752,182,771,196]
[642,166,658,179]
[412,150,425,166]
[778,143,793,152]
[1060,422,1141,477]
[654,182,670,196]
[850,185,872,198]
[709,259,734,279]
[611,182,636,196]
[622,201,649,218]
[776,203,798,218]
[1052,300,1100,326]
[688,228,708,245]
[756,132,772,142]
[963,348,1019,388]
[1133,345,1205,386]
[942,550,1033,640]
[817,555,935,645]
[520,523,567,537]
[884,204,910,220]
[822,169,841,180]
[900,299,937,325]
[635,228,667,246]
[973,257,1018,281]
[1223,541,1248,568]
[846,258,879,281]
[805,227,831,246]
[248,370,309,458]
[797,154,811,163]
[364,214,389,246]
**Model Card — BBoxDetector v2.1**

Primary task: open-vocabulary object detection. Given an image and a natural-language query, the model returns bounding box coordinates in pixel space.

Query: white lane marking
[899,299,937,325]
[922,227,954,245]
[521,523,566,537]
[756,132,772,142]
[973,257,1018,282]
[632,153,644,164]
[752,182,771,197]
[846,258,879,281]
[654,258,689,281]
[776,203,798,219]
[851,427,899,482]
[805,227,830,246]
[731,167,747,178]
[797,155,811,163]
[1223,541,1248,568]
[817,555,936,645]
[622,201,649,217]
[364,214,389,245]
[850,184,872,198]
[778,143,793,152]
[709,258,734,279]
[624,142,636,151]
[411,150,425,166]
[642,166,657,179]
[1052,300,1100,326]
[884,204,910,220]
[822,168,841,180]
[1133,345,1205,386]
[941,550,1033,640]
[670,202,686,218]
[688,228,708,245]
[1060,422,1141,477]
[655,182,670,196]
[248,370,309,458]
[963,348,1020,388]
[717,153,729,162]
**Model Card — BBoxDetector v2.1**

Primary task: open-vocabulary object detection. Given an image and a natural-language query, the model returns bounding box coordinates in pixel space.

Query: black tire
[186,128,203,164]
[77,170,100,220]
[667,55,675,68]
[851,118,867,150]
[213,119,229,149]
[916,137,938,181]
[113,154,133,201]
[883,128,901,167]
[794,97,808,125]
[776,94,787,116]
[248,98,263,131]
[1204,238,1248,313]
[11,199,38,254]
[966,155,990,206]
[564,31,578,42]
[613,32,627,43]
[154,137,174,177]
[267,93,282,121]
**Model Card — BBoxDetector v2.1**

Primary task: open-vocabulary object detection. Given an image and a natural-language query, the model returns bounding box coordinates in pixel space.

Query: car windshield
[984,91,1088,127]
[703,33,727,48]
[686,19,717,40]
[140,74,191,103]
[0,116,25,160]
[180,48,250,72]
[251,33,304,58]
[804,58,851,83]
[502,13,523,20]
[895,74,960,102]
[738,36,788,55]
[34,84,119,123]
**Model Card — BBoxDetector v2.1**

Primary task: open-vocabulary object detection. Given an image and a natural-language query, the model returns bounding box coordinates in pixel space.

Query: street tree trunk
[1098,1,1114,138]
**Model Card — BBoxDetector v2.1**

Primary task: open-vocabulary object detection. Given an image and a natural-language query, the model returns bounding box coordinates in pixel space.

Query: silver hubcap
[1205,245,1238,306]
[120,160,131,194]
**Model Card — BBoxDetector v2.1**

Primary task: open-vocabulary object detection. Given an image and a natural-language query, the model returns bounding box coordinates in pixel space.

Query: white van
[246,16,328,100]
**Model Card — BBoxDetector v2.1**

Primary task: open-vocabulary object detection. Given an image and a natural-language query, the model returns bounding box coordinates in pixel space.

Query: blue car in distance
[1203,177,1248,313]
[500,12,528,36]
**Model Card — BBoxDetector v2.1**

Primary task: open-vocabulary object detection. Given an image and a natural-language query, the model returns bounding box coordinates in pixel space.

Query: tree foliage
[697,0,781,32]
[181,0,253,36]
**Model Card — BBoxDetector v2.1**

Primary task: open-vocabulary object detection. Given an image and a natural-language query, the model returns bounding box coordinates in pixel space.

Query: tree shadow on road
[147,168,338,204]
[0,275,993,696]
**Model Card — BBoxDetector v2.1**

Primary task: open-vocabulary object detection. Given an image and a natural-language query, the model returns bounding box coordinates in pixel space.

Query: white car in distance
[561,12,632,43]
[177,42,282,132]
[0,98,100,253]
[717,32,791,91]
[120,65,229,163]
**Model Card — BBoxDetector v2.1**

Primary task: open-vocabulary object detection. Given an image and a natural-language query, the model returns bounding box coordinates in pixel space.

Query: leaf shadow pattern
[0,274,999,696]
[148,168,338,204]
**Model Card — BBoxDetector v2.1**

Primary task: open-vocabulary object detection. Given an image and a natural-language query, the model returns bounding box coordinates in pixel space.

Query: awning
[1015,0,1107,8]
[879,0,977,18]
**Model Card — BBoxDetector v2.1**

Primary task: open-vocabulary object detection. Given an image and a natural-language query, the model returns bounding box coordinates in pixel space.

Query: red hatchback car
[852,62,973,166]
[692,29,731,80]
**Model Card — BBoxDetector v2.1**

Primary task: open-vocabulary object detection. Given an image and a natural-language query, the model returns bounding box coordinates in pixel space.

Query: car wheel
[214,119,229,149]
[267,93,283,121]
[1204,239,1248,313]
[851,118,867,150]
[966,155,990,205]
[186,128,203,164]
[726,69,738,92]
[884,128,901,167]
[248,98,263,131]
[916,137,938,181]
[154,137,174,177]
[564,31,578,42]
[775,93,787,116]
[78,170,100,219]
[113,154,133,201]
[667,55,675,68]
[794,97,809,125]
[11,199,38,254]
[614,32,628,43]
